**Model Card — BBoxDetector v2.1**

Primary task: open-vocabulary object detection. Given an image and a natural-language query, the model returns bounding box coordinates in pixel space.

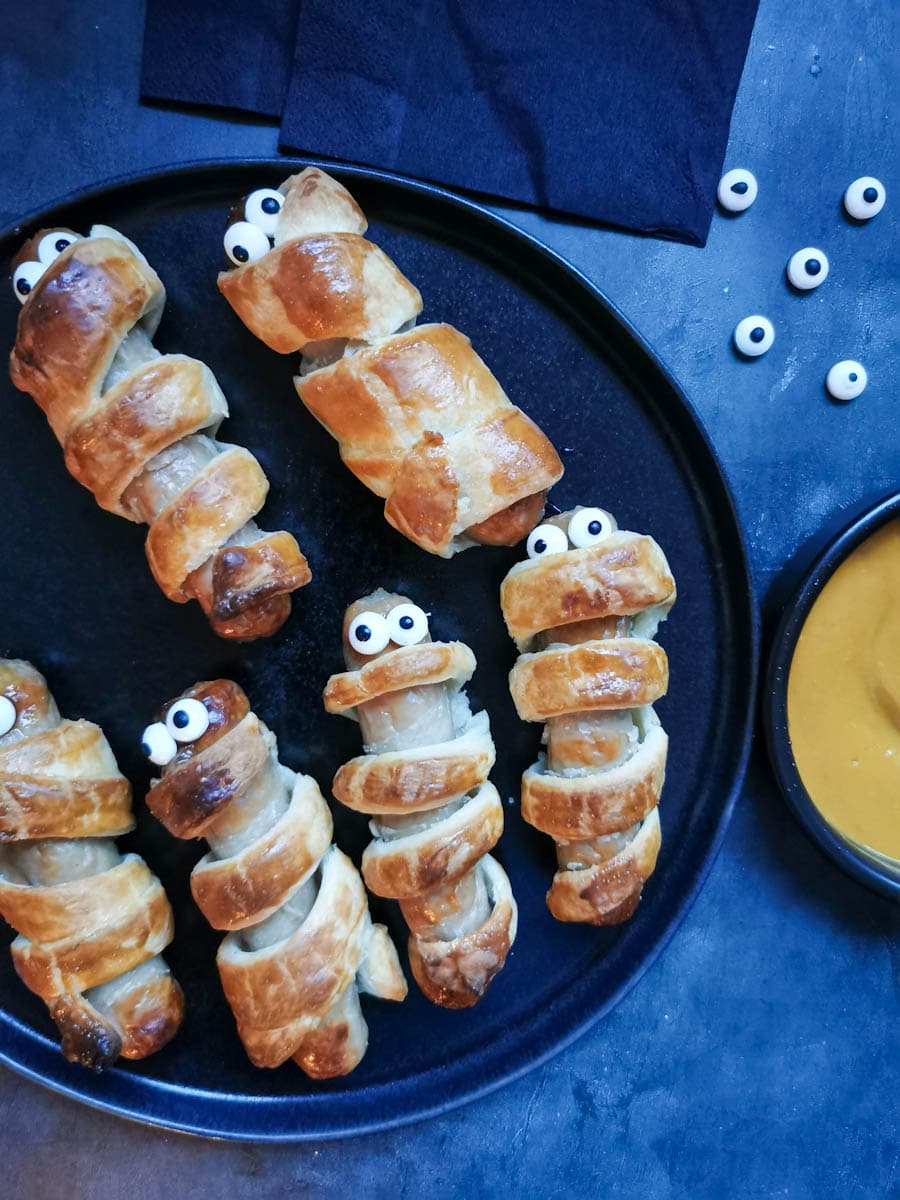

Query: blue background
[1,0,897,1196]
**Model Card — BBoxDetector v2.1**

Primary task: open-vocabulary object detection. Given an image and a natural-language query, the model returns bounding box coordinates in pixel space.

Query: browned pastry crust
[362,782,504,900]
[545,809,661,925]
[510,640,670,721]
[500,532,676,647]
[0,721,134,841]
[145,679,406,1077]
[9,228,309,640]
[325,591,516,1008]
[218,169,418,354]
[299,323,564,556]
[323,641,476,715]
[218,167,563,556]
[333,724,496,815]
[219,233,423,355]
[403,855,517,1008]
[0,660,183,1069]
[521,720,668,840]
[500,512,676,925]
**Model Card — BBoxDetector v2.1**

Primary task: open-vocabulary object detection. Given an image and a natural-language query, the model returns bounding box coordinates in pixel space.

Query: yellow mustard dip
[787,520,900,861]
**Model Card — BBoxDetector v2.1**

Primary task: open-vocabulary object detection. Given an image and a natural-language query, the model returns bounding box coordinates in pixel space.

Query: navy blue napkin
[141,0,759,246]
[141,0,301,118]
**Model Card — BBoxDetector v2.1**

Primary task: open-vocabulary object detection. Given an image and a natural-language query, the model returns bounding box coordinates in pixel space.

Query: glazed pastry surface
[10,227,310,639]
[324,590,516,1007]
[143,679,406,1078]
[218,169,563,556]
[0,659,183,1069]
[500,508,676,924]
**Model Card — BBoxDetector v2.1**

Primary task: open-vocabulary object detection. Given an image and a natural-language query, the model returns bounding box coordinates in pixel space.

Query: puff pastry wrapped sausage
[142,680,406,1078]
[324,591,516,1007]
[499,508,676,924]
[0,660,183,1069]
[218,169,563,556]
[10,227,310,640]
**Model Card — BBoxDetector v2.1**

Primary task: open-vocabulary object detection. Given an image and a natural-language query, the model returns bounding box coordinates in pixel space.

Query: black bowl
[764,490,900,901]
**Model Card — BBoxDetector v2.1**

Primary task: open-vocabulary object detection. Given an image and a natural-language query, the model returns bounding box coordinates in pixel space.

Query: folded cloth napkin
[141,0,759,246]
[142,0,302,117]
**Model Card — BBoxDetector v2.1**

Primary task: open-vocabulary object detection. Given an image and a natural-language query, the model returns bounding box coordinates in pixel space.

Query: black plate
[764,489,900,901]
[0,160,757,1140]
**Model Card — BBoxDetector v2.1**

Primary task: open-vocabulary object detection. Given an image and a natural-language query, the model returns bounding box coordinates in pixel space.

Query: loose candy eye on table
[717,168,757,212]
[787,248,829,290]
[734,315,774,357]
[826,361,868,401]
[843,176,886,220]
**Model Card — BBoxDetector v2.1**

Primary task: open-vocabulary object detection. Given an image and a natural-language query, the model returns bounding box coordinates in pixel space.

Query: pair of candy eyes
[0,691,212,761]
[718,171,886,220]
[348,603,430,656]
[142,698,210,767]
[12,232,79,303]
[13,183,282,296]
[224,188,285,266]
[143,605,430,753]
[526,508,613,560]
[733,316,868,398]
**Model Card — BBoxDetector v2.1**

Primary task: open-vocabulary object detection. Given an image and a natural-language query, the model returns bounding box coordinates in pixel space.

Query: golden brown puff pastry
[499,507,676,925]
[218,168,421,356]
[9,226,310,640]
[324,590,516,1008]
[218,169,563,556]
[299,324,564,557]
[0,659,184,1070]
[142,679,406,1078]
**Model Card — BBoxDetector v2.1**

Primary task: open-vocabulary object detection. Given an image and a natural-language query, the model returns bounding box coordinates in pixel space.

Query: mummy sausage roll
[218,169,563,557]
[0,660,183,1070]
[142,680,406,1078]
[10,227,310,640]
[499,508,676,925]
[324,591,516,1008]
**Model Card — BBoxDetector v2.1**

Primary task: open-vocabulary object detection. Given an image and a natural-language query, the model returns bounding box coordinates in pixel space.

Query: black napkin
[141,0,759,246]
[141,0,301,117]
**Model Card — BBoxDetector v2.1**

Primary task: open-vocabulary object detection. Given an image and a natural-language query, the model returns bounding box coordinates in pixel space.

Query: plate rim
[0,157,759,1141]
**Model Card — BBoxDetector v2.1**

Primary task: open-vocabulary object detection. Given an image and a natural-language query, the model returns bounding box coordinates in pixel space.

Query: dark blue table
[2,2,897,1196]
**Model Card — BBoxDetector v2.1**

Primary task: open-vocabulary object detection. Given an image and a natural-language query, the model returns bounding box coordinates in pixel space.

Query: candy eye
[826,360,867,401]
[348,611,391,655]
[568,507,614,549]
[165,697,210,743]
[717,168,757,213]
[734,315,774,357]
[787,248,829,290]
[843,176,885,220]
[387,603,429,646]
[37,231,77,265]
[0,695,17,737]
[224,221,271,267]
[13,260,45,304]
[141,721,177,766]
[244,188,285,237]
[526,523,569,559]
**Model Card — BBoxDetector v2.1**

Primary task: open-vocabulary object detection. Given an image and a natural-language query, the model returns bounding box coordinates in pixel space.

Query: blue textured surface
[1,0,898,1196]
